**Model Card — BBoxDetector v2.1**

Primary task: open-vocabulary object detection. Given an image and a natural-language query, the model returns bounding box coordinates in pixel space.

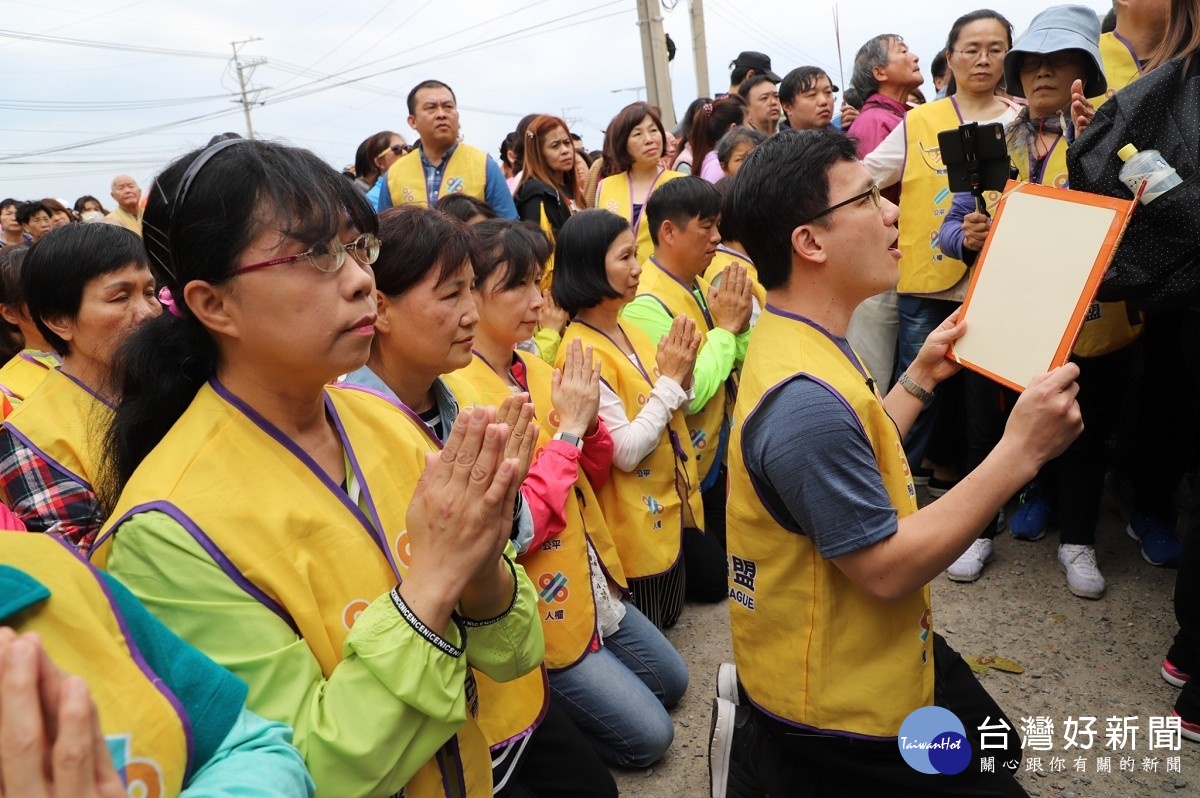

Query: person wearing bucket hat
[940,6,1146,601]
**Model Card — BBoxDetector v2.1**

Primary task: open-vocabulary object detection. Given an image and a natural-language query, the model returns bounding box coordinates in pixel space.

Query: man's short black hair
[646,176,722,246]
[406,80,456,115]
[779,67,834,106]
[23,223,149,356]
[930,51,949,82]
[737,74,778,101]
[722,130,859,290]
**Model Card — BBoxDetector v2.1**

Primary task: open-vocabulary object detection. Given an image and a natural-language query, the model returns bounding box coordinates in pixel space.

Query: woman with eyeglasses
[89,139,544,798]
[0,224,159,552]
[859,10,1019,580]
[937,6,1141,600]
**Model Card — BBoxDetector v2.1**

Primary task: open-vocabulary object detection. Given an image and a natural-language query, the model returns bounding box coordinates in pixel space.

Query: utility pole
[231,39,267,140]
[689,0,710,99]
[635,0,676,128]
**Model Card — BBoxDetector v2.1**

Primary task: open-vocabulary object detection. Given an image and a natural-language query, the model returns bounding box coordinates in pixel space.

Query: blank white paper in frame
[949,190,1124,390]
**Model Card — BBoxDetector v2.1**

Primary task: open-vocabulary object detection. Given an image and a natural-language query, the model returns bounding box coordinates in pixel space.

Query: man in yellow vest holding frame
[620,176,753,604]
[375,79,519,220]
[709,129,1083,796]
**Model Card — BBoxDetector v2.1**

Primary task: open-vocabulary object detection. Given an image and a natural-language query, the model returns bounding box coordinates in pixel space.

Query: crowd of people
[0,1,1197,796]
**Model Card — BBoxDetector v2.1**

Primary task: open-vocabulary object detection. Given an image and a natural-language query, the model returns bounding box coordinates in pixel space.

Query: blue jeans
[894,295,959,466]
[547,600,689,768]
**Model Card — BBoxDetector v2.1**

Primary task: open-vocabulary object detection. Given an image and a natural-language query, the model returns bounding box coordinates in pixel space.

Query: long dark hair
[99,140,376,511]
[943,9,1014,95]
[1148,0,1200,72]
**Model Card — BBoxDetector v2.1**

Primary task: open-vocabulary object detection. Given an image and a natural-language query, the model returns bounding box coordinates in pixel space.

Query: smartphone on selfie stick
[938,122,1012,217]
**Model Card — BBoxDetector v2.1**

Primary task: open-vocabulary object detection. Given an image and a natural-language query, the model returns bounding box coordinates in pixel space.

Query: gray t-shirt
[742,345,899,559]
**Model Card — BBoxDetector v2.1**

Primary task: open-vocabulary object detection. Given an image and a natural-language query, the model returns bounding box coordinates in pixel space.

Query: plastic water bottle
[1118,144,1182,204]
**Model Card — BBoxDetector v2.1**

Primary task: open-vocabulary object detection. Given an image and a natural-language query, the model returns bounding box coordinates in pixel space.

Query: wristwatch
[897,371,934,403]
[553,431,584,450]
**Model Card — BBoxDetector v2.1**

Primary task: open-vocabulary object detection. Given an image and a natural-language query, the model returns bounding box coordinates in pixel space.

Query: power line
[0,94,236,112]
[0,27,228,59]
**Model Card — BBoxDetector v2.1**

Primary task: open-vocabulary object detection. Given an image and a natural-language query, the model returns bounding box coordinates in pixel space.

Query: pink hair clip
[158,286,184,319]
[703,103,714,116]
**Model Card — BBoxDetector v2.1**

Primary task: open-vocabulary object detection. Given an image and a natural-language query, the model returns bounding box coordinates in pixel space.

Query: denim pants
[895,295,960,466]
[548,599,689,768]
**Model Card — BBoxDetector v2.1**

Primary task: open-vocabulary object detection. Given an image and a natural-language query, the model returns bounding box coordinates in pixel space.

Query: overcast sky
[1,0,1111,204]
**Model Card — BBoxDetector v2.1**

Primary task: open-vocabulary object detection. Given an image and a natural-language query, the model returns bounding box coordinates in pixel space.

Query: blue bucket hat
[1003,5,1107,99]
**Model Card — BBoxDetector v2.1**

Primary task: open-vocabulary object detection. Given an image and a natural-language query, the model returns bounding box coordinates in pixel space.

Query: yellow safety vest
[1093,32,1143,105]
[3,367,110,493]
[898,98,981,295]
[596,170,685,264]
[444,352,628,670]
[1,534,189,798]
[0,349,58,405]
[631,258,729,487]
[365,383,550,750]
[93,381,495,798]
[727,307,932,738]
[704,245,766,308]
[1013,132,1142,357]
[558,320,703,579]
[387,143,488,209]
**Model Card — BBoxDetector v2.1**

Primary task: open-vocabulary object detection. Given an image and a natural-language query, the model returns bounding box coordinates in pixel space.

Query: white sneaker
[946,538,993,582]
[716,662,739,705]
[1058,544,1106,599]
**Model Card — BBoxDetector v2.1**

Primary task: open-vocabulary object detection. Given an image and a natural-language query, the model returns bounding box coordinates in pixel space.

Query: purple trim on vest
[437,733,468,797]
[715,244,752,264]
[1,424,93,493]
[575,320,654,385]
[69,534,198,777]
[745,693,897,743]
[624,168,670,242]
[97,500,301,636]
[646,257,716,329]
[59,371,115,410]
[337,380,447,450]
[18,351,55,368]
[762,305,870,381]
[207,378,403,579]
[487,665,550,751]
[1112,30,1145,75]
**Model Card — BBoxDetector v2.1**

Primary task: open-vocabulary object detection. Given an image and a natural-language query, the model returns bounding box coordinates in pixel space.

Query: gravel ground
[612,490,1199,797]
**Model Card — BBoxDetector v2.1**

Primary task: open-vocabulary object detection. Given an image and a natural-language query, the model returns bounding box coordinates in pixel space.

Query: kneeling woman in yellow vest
[595,102,685,265]
[0,532,313,796]
[89,140,545,798]
[444,219,689,767]
[0,246,60,410]
[342,208,620,793]
[551,209,704,631]
[0,224,160,553]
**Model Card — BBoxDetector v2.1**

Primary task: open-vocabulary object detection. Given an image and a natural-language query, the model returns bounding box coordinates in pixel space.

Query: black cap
[731,51,781,83]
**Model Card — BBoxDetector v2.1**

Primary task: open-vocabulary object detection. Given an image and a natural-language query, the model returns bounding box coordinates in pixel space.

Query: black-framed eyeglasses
[377,143,411,159]
[803,184,882,223]
[232,233,381,277]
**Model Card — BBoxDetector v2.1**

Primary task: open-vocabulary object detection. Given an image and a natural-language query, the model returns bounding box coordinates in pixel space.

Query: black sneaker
[709,697,760,798]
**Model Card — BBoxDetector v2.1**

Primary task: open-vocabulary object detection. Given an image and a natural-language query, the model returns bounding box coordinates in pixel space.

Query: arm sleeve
[598,377,689,471]
[742,378,898,559]
[532,327,562,365]
[181,708,314,797]
[105,511,539,797]
[0,429,103,550]
[485,156,520,220]
[515,193,544,226]
[860,120,907,190]
[578,418,614,487]
[518,442,584,551]
[373,176,392,212]
[937,192,980,266]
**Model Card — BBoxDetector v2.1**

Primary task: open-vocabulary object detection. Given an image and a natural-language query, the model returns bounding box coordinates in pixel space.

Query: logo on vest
[538,571,569,604]
[728,555,756,611]
[401,187,416,204]
[916,140,945,170]
[606,200,619,213]
[1084,302,1102,323]
[107,733,165,798]
[393,531,413,569]
[636,392,648,406]
[445,176,465,194]
[547,409,561,429]
[641,495,664,516]
[690,428,708,451]
[343,599,371,630]
[898,706,973,775]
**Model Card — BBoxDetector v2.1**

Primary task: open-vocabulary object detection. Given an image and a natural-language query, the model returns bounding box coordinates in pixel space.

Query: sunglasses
[377,143,412,160]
